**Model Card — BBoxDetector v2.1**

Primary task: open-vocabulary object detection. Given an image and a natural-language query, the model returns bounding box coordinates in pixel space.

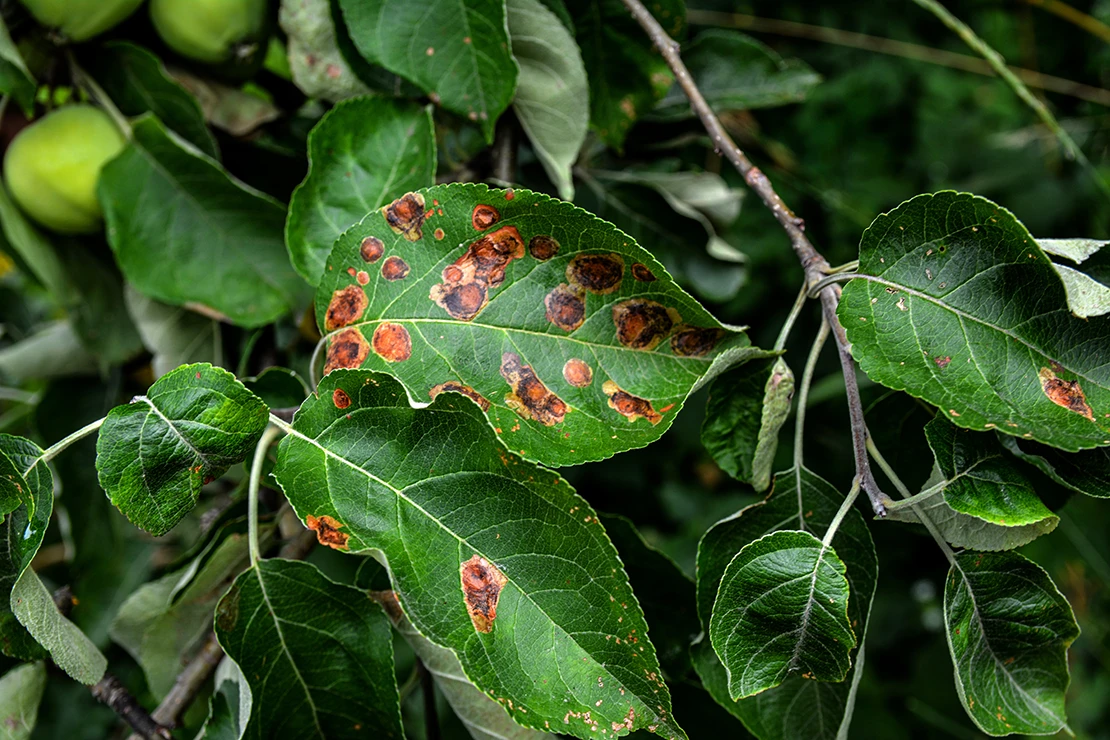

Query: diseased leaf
[702,357,794,491]
[317,183,762,467]
[95,363,269,536]
[945,550,1079,736]
[694,466,877,740]
[273,370,687,739]
[338,0,518,142]
[0,662,45,739]
[839,191,1110,451]
[124,285,221,378]
[653,30,821,121]
[999,435,1110,499]
[286,97,436,285]
[279,0,373,102]
[11,569,106,685]
[100,115,309,329]
[215,559,403,739]
[0,19,36,116]
[507,0,588,200]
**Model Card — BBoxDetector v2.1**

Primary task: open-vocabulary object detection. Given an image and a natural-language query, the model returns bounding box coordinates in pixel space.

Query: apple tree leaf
[999,436,1110,499]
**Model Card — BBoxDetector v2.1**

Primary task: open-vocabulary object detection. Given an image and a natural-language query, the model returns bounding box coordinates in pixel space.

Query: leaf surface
[0,662,45,739]
[11,569,106,685]
[999,436,1110,499]
[124,286,222,378]
[0,19,35,115]
[278,0,373,102]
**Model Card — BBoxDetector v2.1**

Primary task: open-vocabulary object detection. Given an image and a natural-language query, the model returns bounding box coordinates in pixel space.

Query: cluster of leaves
[0,0,1108,738]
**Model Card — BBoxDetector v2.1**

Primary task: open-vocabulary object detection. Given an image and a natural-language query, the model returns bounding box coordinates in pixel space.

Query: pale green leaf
[198,659,250,740]
[0,323,94,383]
[1053,264,1110,318]
[1037,238,1109,264]
[11,569,106,685]
[124,286,222,378]
[0,662,45,739]
[279,0,373,102]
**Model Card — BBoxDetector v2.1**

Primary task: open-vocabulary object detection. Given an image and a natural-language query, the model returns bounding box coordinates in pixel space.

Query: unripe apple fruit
[18,0,144,42]
[3,105,126,234]
[150,0,268,65]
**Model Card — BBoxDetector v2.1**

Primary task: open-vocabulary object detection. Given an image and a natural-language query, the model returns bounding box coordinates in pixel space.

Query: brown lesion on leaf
[381,256,410,281]
[670,326,724,357]
[325,285,368,331]
[324,328,370,373]
[612,299,680,351]
[430,226,525,321]
[306,514,350,550]
[544,283,586,332]
[471,204,500,230]
[381,192,426,241]
[567,253,624,295]
[460,554,507,633]
[1039,366,1094,420]
[360,236,384,263]
[332,388,352,409]
[563,358,593,387]
[430,381,491,411]
[934,355,952,369]
[528,234,560,261]
[501,352,567,426]
[372,323,412,362]
[631,263,656,282]
[603,380,662,424]
[370,590,405,623]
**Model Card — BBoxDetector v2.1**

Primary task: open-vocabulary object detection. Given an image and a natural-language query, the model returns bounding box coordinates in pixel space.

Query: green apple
[18,0,144,42]
[3,105,126,234]
[150,0,268,65]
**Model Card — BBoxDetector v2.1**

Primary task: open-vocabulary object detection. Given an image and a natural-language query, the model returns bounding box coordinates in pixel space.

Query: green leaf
[653,30,821,121]
[215,558,404,739]
[198,659,249,740]
[241,367,310,410]
[694,466,877,739]
[702,357,794,491]
[506,0,589,200]
[999,436,1110,499]
[1052,264,1110,319]
[337,0,518,142]
[11,569,106,685]
[0,449,27,518]
[0,435,53,634]
[945,550,1079,736]
[286,97,436,285]
[279,0,373,102]
[83,42,218,158]
[317,183,761,467]
[0,323,94,384]
[95,362,269,536]
[0,662,45,739]
[0,19,36,116]
[273,369,687,739]
[374,590,547,740]
[566,0,684,150]
[1037,238,1109,264]
[0,182,69,301]
[124,285,222,378]
[55,241,144,366]
[710,530,855,699]
[100,115,309,329]
[839,191,1110,452]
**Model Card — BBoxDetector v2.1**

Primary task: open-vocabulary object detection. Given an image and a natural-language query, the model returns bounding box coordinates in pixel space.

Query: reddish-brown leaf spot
[381,192,426,241]
[460,554,507,633]
[370,589,405,623]
[544,283,586,332]
[563,359,593,388]
[631,263,656,282]
[324,328,370,373]
[346,267,357,277]
[934,355,952,369]
[612,299,680,351]
[332,388,352,409]
[306,514,350,550]
[603,380,662,424]
[381,256,410,281]
[372,322,412,362]
[430,380,491,411]
[1039,367,1094,420]
[501,352,567,426]
[471,204,500,230]
[360,236,385,263]
[504,189,515,200]
[434,228,445,240]
[356,270,370,285]
[567,253,624,295]
[325,285,368,331]
[430,226,525,320]
[670,326,724,357]
[528,234,560,261]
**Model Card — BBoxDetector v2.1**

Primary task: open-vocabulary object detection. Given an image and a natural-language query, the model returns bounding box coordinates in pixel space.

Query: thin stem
[24,417,105,477]
[793,320,830,470]
[807,272,862,297]
[309,334,329,389]
[821,477,861,548]
[883,479,947,511]
[248,425,284,566]
[773,282,809,352]
[491,114,517,185]
[267,413,295,435]
[1024,0,1110,46]
[131,634,223,737]
[0,387,38,404]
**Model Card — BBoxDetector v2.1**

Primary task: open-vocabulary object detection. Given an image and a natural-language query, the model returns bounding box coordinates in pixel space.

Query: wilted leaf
[999,435,1110,499]
[0,19,36,116]
[0,662,45,739]
[839,192,1110,451]
[273,370,687,739]
[11,569,106,685]
[95,363,269,535]
[124,286,221,378]
[317,183,761,467]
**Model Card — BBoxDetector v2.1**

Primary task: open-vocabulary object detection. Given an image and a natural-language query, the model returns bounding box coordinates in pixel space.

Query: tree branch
[620,0,888,515]
[91,675,172,740]
[151,633,225,729]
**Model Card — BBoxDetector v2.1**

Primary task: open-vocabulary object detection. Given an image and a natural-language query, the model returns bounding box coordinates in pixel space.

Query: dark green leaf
[95,362,269,536]
[0,661,46,739]
[100,115,309,329]
[273,370,687,739]
[241,367,310,410]
[215,558,404,739]
[317,183,761,467]
[0,19,36,116]
[338,0,518,142]
[945,550,1079,736]
[124,286,222,378]
[55,241,144,365]
[839,192,1110,452]
[0,448,27,518]
[999,435,1110,499]
[286,97,436,285]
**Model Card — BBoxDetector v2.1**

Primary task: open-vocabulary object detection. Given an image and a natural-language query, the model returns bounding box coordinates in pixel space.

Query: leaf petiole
[821,476,861,548]
[793,319,830,469]
[772,282,809,352]
[248,424,285,566]
[867,437,956,564]
[23,417,105,477]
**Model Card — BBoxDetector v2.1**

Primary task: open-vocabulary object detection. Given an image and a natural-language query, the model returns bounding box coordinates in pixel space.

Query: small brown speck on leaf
[356,270,370,285]
[381,256,410,281]
[528,235,560,261]
[612,299,679,350]
[324,329,370,373]
[567,253,624,294]
[501,352,567,426]
[306,514,350,550]
[461,554,507,633]
[472,204,500,230]
[360,236,385,263]
[631,263,656,282]
[563,359,593,387]
[431,226,525,320]
[332,388,352,409]
[603,380,662,424]
[434,228,445,240]
[372,323,412,362]
[935,356,952,369]
[1039,367,1094,420]
[325,285,368,331]
[381,192,426,241]
[545,284,586,332]
[430,381,491,411]
[670,326,724,357]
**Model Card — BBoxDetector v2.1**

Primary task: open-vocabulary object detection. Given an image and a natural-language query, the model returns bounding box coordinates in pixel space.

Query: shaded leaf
[507,0,589,200]
[0,662,45,739]
[286,97,436,285]
[279,0,373,102]
[999,435,1110,499]
[168,73,282,137]
[198,659,250,740]
[215,558,403,739]
[0,182,69,303]
[945,550,1079,736]
[95,363,269,536]
[11,569,106,685]
[839,191,1110,451]
[317,183,761,467]
[0,323,94,383]
[241,367,309,410]
[55,241,144,365]
[0,19,35,116]
[124,285,221,378]
[273,370,687,739]
[0,448,26,518]
[100,115,309,328]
